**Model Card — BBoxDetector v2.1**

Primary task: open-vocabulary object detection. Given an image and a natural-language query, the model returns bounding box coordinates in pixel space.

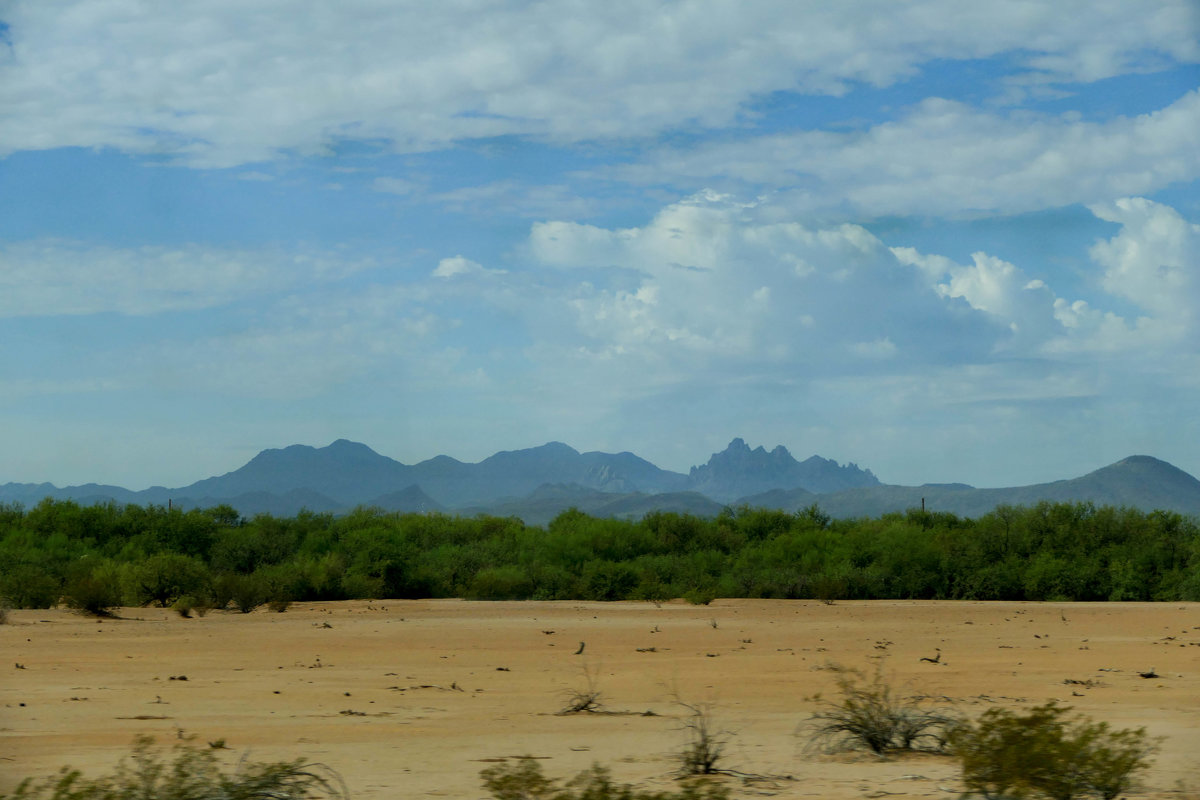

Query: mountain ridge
[2,441,1197,523]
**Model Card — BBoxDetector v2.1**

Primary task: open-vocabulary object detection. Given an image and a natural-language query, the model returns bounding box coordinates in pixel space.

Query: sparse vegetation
[804,660,958,756]
[675,702,732,776]
[481,756,729,800]
[949,702,1155,800]
[0,735,347,800]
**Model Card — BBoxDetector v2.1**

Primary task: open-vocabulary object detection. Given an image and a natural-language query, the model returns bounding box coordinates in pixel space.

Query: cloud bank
[1,1,1196,166]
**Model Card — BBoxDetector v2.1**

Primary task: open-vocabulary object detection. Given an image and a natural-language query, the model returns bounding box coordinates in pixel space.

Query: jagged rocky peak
[691,438,801,475]
[687,438,881,499]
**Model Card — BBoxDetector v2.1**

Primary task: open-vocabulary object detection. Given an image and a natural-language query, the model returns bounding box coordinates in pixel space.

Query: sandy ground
[3,599,1198,799]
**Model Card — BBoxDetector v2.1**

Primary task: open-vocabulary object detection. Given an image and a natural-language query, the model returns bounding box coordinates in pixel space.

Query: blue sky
[1,1,1198,490]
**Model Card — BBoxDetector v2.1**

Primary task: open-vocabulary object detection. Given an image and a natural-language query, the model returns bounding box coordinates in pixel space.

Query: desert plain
[2,599,1198,799]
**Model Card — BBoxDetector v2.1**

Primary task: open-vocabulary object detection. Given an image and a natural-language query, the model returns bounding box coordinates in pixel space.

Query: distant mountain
[3,441,1198,524]
[369,485,445,514]
[464,483,725,527]
[687,437,879,502]
[124,439,686,510]
[425,442,688,506]
[744,455,1200,519]
[181,439,411,506]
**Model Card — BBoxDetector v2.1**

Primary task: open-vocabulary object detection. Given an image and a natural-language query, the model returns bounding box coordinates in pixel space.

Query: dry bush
[0,735,347,800]
[675,702,732,777]
[804,660,958,756]
[481,756,729,800]
[558,663,604,715]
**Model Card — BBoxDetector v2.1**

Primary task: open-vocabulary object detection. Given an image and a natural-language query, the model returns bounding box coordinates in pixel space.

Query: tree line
[1,498,1198,612]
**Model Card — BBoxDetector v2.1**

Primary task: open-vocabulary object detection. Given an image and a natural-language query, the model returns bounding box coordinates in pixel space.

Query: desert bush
[558,664,605,715]
[480,756,728,800]
[0,735,347,800]
[227,574,267,614]
[179,595,210,617]
[949,702,1155,800]
[0,600,9,624]
[682,588,716,605]
[675,702,731,776]
[804,660,958,756]
[172,597,193,618]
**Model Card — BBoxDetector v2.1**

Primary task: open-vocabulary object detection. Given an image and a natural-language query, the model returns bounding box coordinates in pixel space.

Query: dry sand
[3,600,1198,799]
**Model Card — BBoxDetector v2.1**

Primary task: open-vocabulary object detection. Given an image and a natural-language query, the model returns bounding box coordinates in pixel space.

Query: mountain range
[2,440,1198,524]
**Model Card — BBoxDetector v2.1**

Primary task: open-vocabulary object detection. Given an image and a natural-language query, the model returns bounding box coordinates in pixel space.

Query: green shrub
[228,574,266,614]
[804,660,958,755]
[61,560,125,617]
[480,756,728,800]
[0,735,346,800]
[0,565,61,609]
[949,702,1155,800]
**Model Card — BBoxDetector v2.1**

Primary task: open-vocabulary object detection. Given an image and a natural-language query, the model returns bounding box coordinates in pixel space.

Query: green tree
[128,554,210,607]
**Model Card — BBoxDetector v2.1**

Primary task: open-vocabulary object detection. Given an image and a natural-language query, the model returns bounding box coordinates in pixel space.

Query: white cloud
[433,181,599,219]
[0,1,1195,166]
[1090,197,1200,337]
[624,90,1200,216]
[849,338,898,359]
[135,281,484,399]
[0,240,375,317]
[373,177,420,195]
[432,255,505,278]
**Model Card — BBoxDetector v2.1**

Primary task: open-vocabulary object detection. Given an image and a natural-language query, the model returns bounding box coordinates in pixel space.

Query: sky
[1,1,1199,491]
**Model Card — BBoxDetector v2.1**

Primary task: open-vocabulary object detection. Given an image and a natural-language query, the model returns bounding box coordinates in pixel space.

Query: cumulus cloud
[526,192,1000,372]
[1090,197,1200,336]
[0,1,1195,166]
[0,240,374,318]
[623,90,1200,216]
[893,198,1200,356]
[519,193,1200,395]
